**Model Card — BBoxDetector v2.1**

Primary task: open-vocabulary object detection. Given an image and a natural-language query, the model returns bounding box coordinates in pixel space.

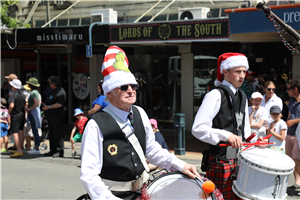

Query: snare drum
[233,147,295,200]
[146,171,223,200]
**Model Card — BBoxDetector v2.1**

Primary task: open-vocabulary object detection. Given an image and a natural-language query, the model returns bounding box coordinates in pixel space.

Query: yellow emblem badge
[107,144,118,156]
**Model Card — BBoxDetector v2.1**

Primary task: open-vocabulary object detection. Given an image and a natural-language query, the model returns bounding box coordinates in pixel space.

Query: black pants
[47,112,64,154]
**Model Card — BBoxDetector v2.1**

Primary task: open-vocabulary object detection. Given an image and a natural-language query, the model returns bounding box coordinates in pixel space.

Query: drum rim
[240,147,295,171]
[146,171,216,200]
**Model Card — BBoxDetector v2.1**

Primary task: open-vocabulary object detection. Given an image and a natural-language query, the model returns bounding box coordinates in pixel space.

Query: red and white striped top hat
[214,52,249,86]
[102,46,137,94]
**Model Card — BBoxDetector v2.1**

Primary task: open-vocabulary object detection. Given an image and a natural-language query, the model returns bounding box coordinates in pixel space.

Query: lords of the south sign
[110,19,229,43]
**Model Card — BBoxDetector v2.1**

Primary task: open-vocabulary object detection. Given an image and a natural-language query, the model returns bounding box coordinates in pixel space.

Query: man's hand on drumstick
[227,134,243,148]
[181,164,200,179]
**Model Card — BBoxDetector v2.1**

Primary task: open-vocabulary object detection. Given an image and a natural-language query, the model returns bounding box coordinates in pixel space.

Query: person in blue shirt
[88,81,109,116]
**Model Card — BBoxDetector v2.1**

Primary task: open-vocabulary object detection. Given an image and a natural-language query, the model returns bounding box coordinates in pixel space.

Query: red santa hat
[102,46,137,94]
[214,52,249,86]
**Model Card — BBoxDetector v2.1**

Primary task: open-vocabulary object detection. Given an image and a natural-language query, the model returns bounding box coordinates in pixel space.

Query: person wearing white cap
[248,92,269,138]
[8,79,26,158]
[80,46,200,200]
[192,52,266,199]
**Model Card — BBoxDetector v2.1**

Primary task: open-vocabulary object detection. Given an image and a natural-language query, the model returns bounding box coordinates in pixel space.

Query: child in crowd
[147,119,169,171]
[70,108,88,159]
[248,92,269,138]
[150,118,169,151]
[268,105,287,153]
[1,98,10,152]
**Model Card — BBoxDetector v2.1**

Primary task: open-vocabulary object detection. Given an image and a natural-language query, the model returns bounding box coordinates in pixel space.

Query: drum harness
[101,106,150,192]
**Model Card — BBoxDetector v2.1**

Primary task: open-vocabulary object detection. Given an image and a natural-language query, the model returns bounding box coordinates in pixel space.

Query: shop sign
[17,25,109,45]
[72,55,89,73]
[229,6,300,34]
[110,19,229,43]
[22,58,37,70]
[1,50,36,58]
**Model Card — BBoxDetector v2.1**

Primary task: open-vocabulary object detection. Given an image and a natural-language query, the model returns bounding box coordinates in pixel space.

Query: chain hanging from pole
[263,7,300,55]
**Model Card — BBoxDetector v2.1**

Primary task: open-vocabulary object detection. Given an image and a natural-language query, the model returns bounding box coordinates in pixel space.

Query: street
[1,140,300,199]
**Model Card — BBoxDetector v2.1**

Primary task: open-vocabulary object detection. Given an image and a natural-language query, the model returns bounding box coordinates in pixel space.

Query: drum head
[146,172,216,199]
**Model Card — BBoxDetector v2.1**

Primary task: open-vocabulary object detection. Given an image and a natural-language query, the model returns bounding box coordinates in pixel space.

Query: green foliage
[1,0,31,28]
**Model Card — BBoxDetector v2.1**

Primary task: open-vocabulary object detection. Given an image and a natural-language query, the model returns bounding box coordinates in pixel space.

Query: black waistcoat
[209,87,246,161]
[92,106,146,181]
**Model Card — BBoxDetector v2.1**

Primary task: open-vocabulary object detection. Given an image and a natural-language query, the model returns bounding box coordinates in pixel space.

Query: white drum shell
[233,147,295,200]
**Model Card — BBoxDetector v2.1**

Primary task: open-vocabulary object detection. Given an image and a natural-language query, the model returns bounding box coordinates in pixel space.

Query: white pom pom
[214,79,222,87]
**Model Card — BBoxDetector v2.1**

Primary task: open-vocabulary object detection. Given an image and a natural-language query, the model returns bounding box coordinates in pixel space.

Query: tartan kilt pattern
[206,156,241,200]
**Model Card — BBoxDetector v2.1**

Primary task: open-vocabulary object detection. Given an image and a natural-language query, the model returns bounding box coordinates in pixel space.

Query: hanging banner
[110,19,229,43]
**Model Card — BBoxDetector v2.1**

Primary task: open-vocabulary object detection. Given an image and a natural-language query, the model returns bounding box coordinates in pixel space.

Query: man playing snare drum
[80,46,200,200]
[192,53,256,199]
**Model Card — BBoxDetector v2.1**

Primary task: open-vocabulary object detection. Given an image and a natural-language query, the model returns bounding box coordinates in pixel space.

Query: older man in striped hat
[80,46,200,200]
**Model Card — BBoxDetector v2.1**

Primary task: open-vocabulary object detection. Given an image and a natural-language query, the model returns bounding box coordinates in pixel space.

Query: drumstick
[245,132,256,142]
[242,134,273,152]
[219,142,275,147]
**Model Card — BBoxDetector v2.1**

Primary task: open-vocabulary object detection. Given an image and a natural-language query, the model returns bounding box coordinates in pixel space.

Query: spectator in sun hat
[5,73,18,83]
[248,92,269,138]
[25,77,42,155]
[240,69,257,104]
[80,46,199,200]
[1,98,10,153]
[192,52,267,199]
[8,79,26,158]
[70,108,88,159]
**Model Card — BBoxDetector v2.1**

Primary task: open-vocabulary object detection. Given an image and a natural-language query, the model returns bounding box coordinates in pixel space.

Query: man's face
[287,84,296,98]
[223,66,247,88]
[108,84,137,111]
[49,81,55,90]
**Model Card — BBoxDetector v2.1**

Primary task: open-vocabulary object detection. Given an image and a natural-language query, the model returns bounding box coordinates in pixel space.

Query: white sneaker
[28,149,40,154]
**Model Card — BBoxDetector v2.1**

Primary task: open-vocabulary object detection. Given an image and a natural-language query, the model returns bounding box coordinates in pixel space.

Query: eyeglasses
[120,84,138,91]
[267,88,275,91]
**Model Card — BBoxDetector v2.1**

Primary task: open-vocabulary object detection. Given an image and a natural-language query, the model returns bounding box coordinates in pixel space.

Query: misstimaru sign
[110,19,229,43]
[17,25,109,45]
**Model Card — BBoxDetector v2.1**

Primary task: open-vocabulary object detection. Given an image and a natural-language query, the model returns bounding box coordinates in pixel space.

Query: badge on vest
[107,144,118,156]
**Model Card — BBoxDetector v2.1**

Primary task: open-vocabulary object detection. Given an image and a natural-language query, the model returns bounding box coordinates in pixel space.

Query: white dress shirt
[192,80,251,145]
[261,93,283,124]
[80,103,186,200]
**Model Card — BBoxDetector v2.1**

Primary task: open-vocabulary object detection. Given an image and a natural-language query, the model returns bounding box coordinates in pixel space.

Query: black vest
[92,106,146,181]
[209,86,246,161]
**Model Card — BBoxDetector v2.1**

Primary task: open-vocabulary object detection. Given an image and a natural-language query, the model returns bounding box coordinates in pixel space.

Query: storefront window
[71,55,90,121]
[126,46,180,129]
[193,55,218,116]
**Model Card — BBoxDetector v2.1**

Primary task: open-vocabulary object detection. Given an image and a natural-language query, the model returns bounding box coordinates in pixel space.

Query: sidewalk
[3,130,300,199]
